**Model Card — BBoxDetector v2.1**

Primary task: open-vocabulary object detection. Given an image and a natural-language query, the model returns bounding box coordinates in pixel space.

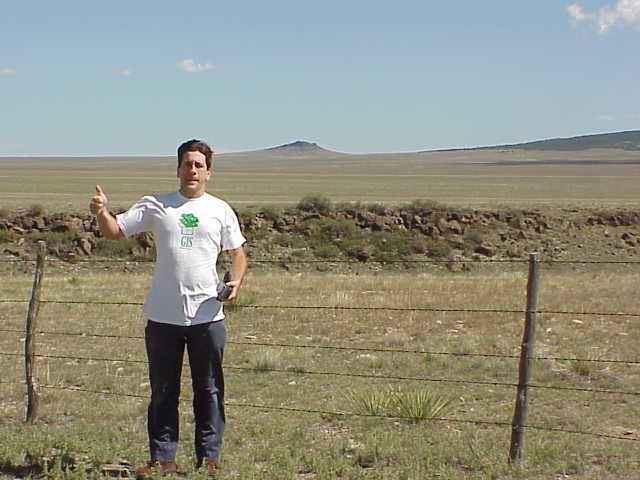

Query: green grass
[1,259,639,478]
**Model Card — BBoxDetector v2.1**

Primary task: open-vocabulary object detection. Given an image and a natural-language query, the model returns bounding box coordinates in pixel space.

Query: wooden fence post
[25,241,46,424]
[509,252,540,464]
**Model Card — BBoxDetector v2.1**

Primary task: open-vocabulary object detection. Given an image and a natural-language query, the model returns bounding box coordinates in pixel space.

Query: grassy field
[1,147,639,478]
[0,147,639,213]
[1,259,639,479]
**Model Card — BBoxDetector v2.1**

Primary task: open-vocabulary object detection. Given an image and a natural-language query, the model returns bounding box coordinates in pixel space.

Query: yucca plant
[389,388,454,423]
[348,387,454,422]
[346,388,395,416]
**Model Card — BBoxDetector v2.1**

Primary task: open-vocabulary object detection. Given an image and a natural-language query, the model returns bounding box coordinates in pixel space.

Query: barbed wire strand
[2,351,636,397]
[36,383,639,442]
[225,365,640,397]
[2,298,639,318]
[236,304,640,318]
[0,380,23,386]
[1,329,638,365]
[38,257,640,265]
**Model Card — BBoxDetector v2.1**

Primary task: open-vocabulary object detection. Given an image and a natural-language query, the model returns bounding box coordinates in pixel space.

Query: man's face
[177,150,211,198]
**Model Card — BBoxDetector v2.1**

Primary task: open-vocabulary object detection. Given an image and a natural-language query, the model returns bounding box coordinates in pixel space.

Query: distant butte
[264,140,335,154]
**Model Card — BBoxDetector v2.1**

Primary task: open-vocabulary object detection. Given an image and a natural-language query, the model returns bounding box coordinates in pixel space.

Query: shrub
[334,201,366,216]
[0,230,15,243]
[371,231,414,258]
[313,244,342,259]
[20,230,77,249]
[320,219,360,239]
[427,239,452,258]
[260,206,283,223]
[463,230,484,251]
[342,240,372,261]
[0,207,10,218]
[27,203,45,217]
[304,218,364,250]
[297,194,333,216]
[407,199,444,215]
[93,237,139,258]
[273,233,306,248]
[238,208,256,228]
[366,203,389,216]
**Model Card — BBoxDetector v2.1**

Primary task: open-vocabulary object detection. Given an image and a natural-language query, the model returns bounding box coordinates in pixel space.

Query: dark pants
[144,320,226,463]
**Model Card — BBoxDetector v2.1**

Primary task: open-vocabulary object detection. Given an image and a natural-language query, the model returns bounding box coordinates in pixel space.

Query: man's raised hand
[90,185,108,215]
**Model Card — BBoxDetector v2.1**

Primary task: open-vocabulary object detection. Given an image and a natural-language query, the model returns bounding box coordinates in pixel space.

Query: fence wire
[33,383,640,442]
[2,298,640,318]
[2,254,640,450]
[1,328,639,365]
[1,350,637,397]
[38,257,640,265]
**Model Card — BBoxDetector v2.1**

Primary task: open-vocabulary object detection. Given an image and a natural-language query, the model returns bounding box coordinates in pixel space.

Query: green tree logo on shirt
[179,213,199,249]
[180,214,199,228]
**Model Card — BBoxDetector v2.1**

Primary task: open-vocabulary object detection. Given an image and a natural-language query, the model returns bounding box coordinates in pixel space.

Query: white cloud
[117,69,132,77]
[0,68,16,76]
[568,0,640,33]
[567,3,593,22]
[596,114,616,121]
[176,59,215,73]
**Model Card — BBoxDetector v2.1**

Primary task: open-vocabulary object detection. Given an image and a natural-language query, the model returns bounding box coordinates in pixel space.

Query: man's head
[177,139,214,198]
[177,139,213,169]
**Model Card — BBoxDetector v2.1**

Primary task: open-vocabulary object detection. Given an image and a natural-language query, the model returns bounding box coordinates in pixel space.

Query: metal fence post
[509,252,540,464]
[25,241,46,424]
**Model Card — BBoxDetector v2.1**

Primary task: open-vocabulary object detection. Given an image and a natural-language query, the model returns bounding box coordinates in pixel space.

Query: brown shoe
[203,459,222,477]
[135,460,180,479]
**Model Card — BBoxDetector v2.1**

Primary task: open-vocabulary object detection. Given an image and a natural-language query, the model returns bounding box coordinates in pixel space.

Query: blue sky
[1,0,639,155]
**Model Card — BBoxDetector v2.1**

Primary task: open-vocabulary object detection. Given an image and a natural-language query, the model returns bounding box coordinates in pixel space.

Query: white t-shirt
[116,191,246,326]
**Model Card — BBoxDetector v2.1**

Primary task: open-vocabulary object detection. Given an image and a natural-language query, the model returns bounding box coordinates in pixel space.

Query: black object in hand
[217,271,232,300]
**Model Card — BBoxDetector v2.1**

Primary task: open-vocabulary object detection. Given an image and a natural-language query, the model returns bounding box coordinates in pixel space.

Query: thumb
[95,185,104,196]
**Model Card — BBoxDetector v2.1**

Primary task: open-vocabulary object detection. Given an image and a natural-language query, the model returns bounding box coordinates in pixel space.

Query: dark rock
[474,244,496,257]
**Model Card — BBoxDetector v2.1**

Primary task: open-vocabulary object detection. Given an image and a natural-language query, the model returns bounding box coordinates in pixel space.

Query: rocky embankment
[1,206,639,262]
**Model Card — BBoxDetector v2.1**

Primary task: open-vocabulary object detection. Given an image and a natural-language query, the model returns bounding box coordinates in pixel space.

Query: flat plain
[0,147,639,213]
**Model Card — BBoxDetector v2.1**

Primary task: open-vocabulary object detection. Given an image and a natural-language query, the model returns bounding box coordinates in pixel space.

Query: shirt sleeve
[221,205,246,251]
[116,196,156,237]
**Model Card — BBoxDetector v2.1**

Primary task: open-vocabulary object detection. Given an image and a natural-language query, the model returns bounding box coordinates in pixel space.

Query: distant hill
[259,131,640,157]
[263,140,337,155]
[482,130,640,151]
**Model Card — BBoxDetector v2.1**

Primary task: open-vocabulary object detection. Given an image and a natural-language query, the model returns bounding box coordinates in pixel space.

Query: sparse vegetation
[297,194,333,216]
[0,265,639,478]
[0,144,639,478]
[259,205,283,223]
[464,229,484,251]
[427,238,453,258]
[92,236,140,258]
[252,349,285,372]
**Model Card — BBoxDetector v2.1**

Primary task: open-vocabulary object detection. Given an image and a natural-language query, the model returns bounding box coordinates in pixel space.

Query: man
[89,139,247,478]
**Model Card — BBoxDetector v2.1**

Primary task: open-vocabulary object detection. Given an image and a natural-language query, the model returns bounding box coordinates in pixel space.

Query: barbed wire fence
[1,245,639,466]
